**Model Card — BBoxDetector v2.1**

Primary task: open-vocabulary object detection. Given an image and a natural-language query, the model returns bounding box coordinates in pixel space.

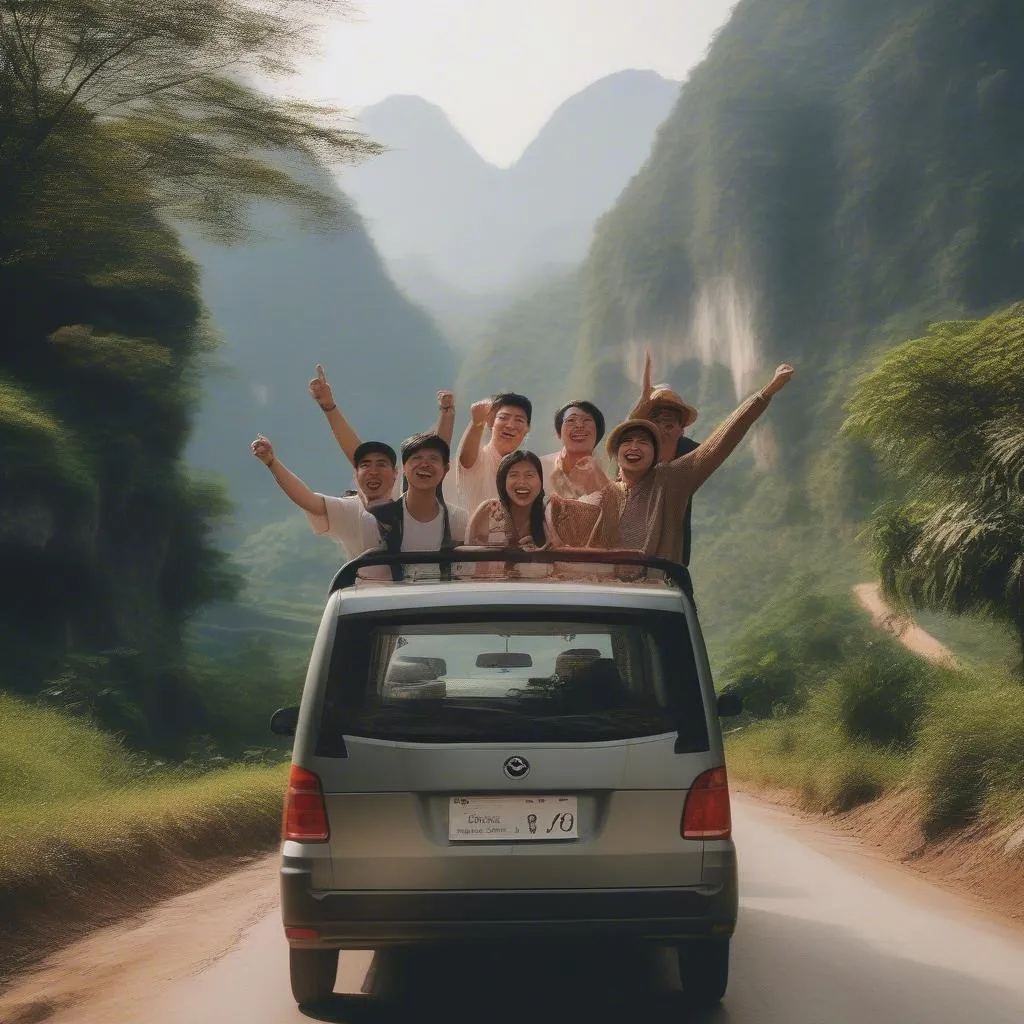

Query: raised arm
[669,364,794,491]
[433,390,456,448]
[309,363,361,467]
[251,435,326,516]
[627,349,655,420]
[458,399,492,470]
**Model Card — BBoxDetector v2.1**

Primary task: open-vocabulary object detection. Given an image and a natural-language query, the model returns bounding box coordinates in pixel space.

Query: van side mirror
[716,691,743,718]
[270,706,300,737]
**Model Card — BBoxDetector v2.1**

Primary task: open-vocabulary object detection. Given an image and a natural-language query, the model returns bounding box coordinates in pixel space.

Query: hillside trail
[852,583,959,665]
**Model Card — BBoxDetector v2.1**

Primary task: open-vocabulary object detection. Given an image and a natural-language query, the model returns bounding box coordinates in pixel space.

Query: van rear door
[310,607,716,891]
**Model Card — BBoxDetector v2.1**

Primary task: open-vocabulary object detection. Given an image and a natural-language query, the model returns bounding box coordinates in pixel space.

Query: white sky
[296,0,738,166]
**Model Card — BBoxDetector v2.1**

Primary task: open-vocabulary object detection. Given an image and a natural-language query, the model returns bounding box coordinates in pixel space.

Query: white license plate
[449,795,578,841]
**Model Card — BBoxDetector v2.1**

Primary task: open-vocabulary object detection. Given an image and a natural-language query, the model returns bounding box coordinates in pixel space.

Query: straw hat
[639,386,698,428]
[605,419,660,459]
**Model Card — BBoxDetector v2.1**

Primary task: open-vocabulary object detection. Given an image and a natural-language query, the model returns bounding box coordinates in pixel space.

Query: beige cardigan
[549,390,772,562]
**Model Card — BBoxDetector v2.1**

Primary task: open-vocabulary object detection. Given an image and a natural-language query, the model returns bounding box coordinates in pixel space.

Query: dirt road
[853,582,959,664]
[3,794,1023,1024]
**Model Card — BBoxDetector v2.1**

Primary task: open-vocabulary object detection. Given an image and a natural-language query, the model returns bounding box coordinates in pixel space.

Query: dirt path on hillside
[853,582,959,665]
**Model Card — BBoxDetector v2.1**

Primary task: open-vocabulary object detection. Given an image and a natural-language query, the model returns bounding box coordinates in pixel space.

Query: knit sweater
[550,390,772,563]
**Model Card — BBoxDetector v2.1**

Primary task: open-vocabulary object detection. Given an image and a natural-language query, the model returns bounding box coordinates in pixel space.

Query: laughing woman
[466,451,549,576]
[466,450,604,578]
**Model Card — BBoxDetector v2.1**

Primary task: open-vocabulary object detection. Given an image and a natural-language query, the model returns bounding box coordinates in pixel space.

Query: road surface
[3,794,1023,1024]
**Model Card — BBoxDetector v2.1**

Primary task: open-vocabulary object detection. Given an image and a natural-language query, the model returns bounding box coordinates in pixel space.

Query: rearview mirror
[270,705,299,736]
[476,652,534,669]
[716,691,743,718]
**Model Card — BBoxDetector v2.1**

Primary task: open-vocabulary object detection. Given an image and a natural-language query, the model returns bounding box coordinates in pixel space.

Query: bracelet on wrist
[266,457,276,469]
[320,403,337,412]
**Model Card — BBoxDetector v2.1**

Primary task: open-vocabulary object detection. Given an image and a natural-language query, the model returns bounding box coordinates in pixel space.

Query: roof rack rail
[328,547,693,598]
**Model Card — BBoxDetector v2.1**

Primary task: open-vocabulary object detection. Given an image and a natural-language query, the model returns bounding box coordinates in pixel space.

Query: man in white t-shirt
[367,433,469,582]
[453,392,531,513]
[250,435,394,563]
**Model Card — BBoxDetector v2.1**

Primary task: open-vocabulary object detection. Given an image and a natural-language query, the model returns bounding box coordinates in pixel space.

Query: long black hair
[496,450,546,547]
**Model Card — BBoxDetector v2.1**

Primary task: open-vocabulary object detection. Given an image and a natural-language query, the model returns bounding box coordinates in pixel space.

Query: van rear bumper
[281,859,738,948]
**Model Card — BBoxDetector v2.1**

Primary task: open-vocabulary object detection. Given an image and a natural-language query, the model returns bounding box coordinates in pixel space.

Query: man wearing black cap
[250,434,396,562]
[541,400,612,499]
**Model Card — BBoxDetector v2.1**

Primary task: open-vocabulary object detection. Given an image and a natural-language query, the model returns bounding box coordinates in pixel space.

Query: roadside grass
[722,594,1024,833]
[0,692,287,975]
[726,717,907,814]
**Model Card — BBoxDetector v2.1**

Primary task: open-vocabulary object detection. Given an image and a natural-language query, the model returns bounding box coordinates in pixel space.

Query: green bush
[725,716,905,814]
[812,647,938,749]
[913,681,1024,836]
[720,588,879,719]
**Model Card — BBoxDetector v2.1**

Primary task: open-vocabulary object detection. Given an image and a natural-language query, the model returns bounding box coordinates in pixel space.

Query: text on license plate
[449,795,578,841]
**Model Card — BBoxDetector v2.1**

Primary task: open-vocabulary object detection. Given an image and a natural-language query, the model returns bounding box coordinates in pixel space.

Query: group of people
[250,354,794,580]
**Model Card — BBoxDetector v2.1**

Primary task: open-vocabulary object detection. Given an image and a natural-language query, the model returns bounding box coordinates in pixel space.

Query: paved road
[4,795,1023,1024]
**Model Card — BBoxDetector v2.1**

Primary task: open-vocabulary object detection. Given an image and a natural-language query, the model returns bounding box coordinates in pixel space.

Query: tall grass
[0,693,287,890]
[723,592,1024,829]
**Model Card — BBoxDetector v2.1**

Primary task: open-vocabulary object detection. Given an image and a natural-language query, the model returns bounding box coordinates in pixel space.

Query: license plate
[449,795,578,841]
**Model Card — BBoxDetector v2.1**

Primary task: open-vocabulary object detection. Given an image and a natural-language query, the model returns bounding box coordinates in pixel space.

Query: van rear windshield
[316,610,708,752]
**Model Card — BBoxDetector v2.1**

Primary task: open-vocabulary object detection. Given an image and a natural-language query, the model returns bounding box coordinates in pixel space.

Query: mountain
[456,270,581,445]
[184,167,456,531]
[343,70,680,296]
[575,0,1024,448]
[565,0,1024,648]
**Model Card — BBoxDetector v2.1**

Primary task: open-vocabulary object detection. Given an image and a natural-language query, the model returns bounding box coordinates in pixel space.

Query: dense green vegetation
[0,0,373,753]
[564,0,1024,656]
[845,305,1024,671]
[185,178,457,530]
[724,589,1024,835]
[557,0,1024,827]
[0,691,285,976]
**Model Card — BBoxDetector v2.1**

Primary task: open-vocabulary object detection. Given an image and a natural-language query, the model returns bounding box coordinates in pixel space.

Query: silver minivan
[273,550,740,1007]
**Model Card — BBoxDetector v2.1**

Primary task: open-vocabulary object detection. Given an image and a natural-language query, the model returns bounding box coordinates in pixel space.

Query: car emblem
[503,755,530,780]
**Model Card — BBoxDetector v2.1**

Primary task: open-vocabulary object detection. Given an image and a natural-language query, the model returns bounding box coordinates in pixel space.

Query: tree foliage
[0,0,375,751]
[0,0,378,238]
[845,305,1024,671]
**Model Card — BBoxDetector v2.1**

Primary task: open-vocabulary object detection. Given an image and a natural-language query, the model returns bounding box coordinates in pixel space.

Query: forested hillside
[184,165,456,530]
[456,271,581,441]
[570,0,1024,651]
[0,0,374,752]
[576,0,1024,428]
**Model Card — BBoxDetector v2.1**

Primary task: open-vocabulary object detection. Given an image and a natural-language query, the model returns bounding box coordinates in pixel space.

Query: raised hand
[763,363,795,397]
[251,434,275,466]
[642,349,653,402]
[470,398,492,426]
[438,390,455,412]
[308,363,335,410]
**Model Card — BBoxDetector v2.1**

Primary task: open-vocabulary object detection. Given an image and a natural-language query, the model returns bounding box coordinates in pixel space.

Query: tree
[0,1,377,750]
[844,305,1024,674]
[0,0,378,238]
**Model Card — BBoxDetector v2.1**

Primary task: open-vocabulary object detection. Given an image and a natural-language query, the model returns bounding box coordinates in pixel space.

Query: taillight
[681,766,732,840]
[283,764,329,841]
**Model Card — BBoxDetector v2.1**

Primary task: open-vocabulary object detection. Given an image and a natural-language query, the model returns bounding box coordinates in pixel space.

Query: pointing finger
[316,363,326,382]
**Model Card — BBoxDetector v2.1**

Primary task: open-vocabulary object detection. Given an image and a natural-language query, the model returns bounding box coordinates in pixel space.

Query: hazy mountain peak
[343,69,680,295]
